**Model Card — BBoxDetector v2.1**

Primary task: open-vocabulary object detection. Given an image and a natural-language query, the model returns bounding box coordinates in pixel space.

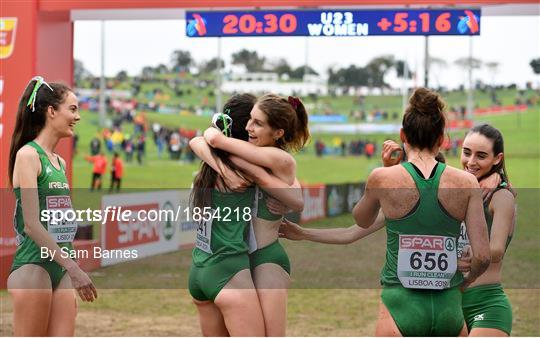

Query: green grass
[73,106,539,190]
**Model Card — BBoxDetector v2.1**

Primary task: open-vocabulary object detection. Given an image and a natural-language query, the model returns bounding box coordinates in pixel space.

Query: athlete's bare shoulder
[13,145,41,184]
[16,145,40,163]
[368,165,411,189]
[440,165,478,189]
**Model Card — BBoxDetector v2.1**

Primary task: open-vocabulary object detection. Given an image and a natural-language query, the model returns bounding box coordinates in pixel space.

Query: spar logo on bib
[397,234,458,290]
[400,235,444,250]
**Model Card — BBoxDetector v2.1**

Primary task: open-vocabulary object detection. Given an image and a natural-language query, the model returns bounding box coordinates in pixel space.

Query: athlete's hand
[266,196,289,215]
[458,245,472,273]
[279,218,305,241]
[67,265,97,302]
[461,271,477,292]
[220,165,251,192]
[381,140,403,167]
[203,126,222,142]
[479,172,501,202]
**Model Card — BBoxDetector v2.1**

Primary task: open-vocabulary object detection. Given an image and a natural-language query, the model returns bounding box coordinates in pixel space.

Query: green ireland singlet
[379,162,465,337]
[189,188,255,301]
[255,187,282,221]
[191,188,255,267]
[460,182,514,335]
[381,162,463,289]
[11,141,78,288]
[458,182,513,258]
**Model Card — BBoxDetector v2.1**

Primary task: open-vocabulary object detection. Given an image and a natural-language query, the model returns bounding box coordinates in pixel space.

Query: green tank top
[255,187,281,221]
[12,141,76,267]
[192,188,255,267]
[381,162,463,289]
[458,183,513,257]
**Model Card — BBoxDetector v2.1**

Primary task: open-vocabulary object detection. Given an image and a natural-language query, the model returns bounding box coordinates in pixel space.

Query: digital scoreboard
[186,9,481,38]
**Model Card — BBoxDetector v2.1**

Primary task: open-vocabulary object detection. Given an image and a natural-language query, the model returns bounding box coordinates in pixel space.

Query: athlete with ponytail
[458,124,516,337]
[188,94,265,336]
[195,93,309,336]
[8,76,96,336]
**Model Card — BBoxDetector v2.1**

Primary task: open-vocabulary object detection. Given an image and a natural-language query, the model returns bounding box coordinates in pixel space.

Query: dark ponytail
[190,93,256,209]
[8,78,72,186]
[402,87,446,151]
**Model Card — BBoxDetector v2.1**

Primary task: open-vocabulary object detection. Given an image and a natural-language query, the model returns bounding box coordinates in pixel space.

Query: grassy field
[72,106,539,190]
[1,210,539,335]
[1,89,539,336]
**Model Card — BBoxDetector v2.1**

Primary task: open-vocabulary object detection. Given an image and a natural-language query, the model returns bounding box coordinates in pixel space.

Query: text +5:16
[223,14,297,34]
[377,12,451,33]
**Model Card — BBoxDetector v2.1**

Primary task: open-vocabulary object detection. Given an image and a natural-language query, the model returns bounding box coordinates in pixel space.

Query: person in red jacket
[109,152,123,192]
[85,152,107,190]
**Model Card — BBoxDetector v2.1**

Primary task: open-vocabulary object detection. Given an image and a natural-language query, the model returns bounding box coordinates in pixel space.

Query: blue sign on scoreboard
[186,9,481,38]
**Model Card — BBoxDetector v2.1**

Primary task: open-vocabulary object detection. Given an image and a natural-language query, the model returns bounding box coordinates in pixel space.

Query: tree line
[75,49,540,89]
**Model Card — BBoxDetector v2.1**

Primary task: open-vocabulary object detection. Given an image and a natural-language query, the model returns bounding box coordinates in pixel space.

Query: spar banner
[100,190,183,266]
[347,182,365,213]
[178,189,197,249]
[326,184,349,217]
[300,184,326,223]
[1,4,36,250]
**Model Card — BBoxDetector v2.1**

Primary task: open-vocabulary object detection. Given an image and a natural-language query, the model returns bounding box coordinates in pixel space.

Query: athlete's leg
[192,299,229,337]
[8,264,53,336]
[459,324,469,337]
[47,274,77,336]
[252,263,290,337]
[469,328,508,337]
[214,269,265,336]
[375,301,402,337]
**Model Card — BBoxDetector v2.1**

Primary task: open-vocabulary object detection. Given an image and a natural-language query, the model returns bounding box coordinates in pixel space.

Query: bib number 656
[410,252,448,271]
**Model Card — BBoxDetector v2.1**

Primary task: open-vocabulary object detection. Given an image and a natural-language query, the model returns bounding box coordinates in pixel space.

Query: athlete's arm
[280,210,385,244]
[189,136,250,191]
[463,177,491,287]
[204,127,296,183]
[16,148,97,301]
[230,155,303,212]
[352,168,382,228]
[488,189,515,263]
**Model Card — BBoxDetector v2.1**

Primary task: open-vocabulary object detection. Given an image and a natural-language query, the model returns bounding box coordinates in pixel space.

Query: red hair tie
[288,96,300,110]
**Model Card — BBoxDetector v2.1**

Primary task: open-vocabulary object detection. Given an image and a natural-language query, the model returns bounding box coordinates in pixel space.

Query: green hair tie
[26,76,53,112]
[211,109,233,137]
[221,109,230,137]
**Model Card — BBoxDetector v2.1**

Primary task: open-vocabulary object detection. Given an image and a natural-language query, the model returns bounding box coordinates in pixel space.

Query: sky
[74,14,540,90]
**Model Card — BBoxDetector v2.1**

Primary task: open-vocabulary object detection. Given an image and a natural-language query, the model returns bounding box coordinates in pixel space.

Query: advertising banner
[347,182,365,213]
[300,184,326,223]
[101,190,183,266]
[326,184,349,217]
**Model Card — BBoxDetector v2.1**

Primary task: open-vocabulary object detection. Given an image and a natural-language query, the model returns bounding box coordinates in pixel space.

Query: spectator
[124,136,134,163]
[90,135,101,155]
[365,142,375,159]
[73,133,79,156]
[109,152,124,192]
[136,134,145,165]
[85,152,107,191]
